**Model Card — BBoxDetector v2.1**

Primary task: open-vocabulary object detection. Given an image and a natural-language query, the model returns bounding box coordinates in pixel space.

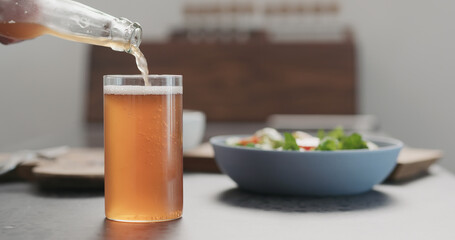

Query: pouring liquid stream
[130,45,150,86]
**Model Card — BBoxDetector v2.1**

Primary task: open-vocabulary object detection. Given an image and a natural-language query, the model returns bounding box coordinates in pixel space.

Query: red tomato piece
[300,146,316,151]
[239,136,260,146]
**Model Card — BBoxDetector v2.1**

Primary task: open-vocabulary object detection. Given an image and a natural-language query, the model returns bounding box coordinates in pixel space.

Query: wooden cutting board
[10,147,219,189]
[15,148,104,189]
[3,144,442,189]
[387,148,442,182]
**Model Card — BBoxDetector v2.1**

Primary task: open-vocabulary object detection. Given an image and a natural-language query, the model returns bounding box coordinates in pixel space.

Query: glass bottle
[0,0,142,52]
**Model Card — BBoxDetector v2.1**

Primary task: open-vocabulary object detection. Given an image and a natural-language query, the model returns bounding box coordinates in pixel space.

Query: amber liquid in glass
[104,86,183,222]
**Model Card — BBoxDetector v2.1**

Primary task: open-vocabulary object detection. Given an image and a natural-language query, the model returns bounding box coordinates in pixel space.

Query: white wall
[339,0,455,172]
[1,0,454,172]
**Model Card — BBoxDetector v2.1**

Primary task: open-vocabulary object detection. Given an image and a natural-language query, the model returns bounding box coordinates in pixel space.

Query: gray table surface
[1,165,455,240]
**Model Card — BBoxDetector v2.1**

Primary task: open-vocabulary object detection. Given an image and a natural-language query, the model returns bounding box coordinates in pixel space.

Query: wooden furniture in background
[86,39,356,122]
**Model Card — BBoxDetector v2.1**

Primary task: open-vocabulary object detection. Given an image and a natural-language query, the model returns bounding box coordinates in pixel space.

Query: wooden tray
[387,148,442,182]
[15,148,104,189]
[1,145,442,189]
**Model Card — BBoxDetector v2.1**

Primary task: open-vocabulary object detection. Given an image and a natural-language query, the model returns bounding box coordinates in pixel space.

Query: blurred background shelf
[87,36,356,123]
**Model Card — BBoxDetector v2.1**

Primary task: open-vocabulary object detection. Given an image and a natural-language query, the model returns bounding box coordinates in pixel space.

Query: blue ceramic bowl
[210,135,403,196]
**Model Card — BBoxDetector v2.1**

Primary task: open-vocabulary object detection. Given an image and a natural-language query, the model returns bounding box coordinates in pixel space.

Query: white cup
[182,110,206,152]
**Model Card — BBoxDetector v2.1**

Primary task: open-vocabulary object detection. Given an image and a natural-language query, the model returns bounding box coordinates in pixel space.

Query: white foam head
[104,85,183,95]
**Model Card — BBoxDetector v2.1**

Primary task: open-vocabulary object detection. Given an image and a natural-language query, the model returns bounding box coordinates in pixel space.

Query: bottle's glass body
[0,0,142,52]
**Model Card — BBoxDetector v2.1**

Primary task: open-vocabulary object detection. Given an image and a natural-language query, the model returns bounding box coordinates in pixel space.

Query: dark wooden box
[86,39,356,122]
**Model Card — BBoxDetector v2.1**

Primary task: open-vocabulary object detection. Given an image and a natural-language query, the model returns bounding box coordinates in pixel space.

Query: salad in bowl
[226,127,378,152]
[212,127,403,196]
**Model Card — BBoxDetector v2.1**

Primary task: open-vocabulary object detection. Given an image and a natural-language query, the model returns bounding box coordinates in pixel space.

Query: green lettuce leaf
[283,132,300,151]
[328,126,345,141]
[316,137,339,151]
[341,133,368,150]
[315,127,368,151]
[317,129,326,139]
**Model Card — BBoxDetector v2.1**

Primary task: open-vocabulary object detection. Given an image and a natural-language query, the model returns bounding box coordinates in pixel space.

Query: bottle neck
[20,0,143,52]
[108,18,142,52]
